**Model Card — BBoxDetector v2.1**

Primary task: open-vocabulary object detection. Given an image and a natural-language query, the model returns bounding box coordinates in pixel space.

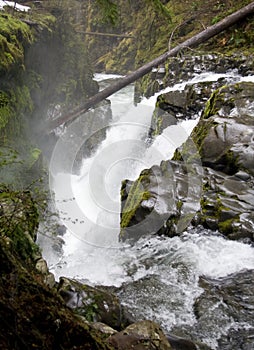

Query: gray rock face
[120,160,203,242]
[57,277,131,330]
[193,270,254,349]
[194,82,254,175]
[194,167,254,241]
[120,81,254,242]
[149,80,229,138]
[190,82,254,239]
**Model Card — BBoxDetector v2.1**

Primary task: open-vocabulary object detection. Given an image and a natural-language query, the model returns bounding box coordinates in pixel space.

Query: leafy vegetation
[96,0,119,25]
[81,0,254,74]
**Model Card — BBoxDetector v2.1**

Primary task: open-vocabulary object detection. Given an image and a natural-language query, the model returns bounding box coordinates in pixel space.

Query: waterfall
[37,71,254,349]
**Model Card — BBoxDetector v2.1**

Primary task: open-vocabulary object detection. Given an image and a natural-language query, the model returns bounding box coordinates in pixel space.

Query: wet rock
[120,81,254,242]
[35,257,56,288]
[149,108,177,138]
[92,322,117,336]
[137,54,254,102]
[120,160,202,243]
[190,82,254,239]
[193,82,254,175]
[193,270,254,349]
[106,320,172,350]
[57,277,131,330]
[149,79,231,138]
[166,333,197,350]
[195,167,254,240]
[35,257,49,274]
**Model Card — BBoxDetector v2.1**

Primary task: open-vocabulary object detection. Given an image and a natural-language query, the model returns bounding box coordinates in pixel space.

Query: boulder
[120,160,202,242]
[149,79,230,138]
[195,167,254,240]
[192,82,254,175]
[57,277,131,330]
[120,81,254,241]
[191,82,254,240]
[107,320,173,350]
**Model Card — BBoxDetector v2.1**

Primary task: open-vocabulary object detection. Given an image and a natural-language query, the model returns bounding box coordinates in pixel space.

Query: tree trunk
[45,2,254,132]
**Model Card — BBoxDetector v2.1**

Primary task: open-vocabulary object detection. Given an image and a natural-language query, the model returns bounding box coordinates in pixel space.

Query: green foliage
[0,146,21,167]
[0,91,12,130]
[228,28,247,47]
[96,0,119,26]
[146,0,172,21]
[0,84,33,141]
[0,187,40,262]
[0,13,33,73]
[211,15,221,25]
[89,0,254,74]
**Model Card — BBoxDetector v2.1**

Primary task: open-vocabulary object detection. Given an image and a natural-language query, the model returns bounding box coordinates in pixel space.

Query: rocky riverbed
[121,55,254,243]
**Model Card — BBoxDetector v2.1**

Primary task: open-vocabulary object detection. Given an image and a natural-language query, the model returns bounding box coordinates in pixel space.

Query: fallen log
[45,2,254,132]
[80,31,134,39]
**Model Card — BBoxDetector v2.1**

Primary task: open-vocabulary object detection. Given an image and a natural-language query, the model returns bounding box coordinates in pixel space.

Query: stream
[38,71,254,349]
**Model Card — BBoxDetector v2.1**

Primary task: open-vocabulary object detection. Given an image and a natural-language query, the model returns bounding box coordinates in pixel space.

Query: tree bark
[45,2,254,132]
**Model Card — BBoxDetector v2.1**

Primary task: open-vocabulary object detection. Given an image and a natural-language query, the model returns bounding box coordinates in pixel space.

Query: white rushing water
[0,1,30,11]
[38,71,254,349]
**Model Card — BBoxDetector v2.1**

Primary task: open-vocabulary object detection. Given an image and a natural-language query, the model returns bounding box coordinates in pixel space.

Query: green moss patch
[0,13,33,73]
[120,171,152,230]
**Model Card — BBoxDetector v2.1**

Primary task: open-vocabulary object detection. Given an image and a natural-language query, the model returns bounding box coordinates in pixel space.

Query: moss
[191,118,218,157]
[199,191,241,236]
[0,188,40,263]
[0,13,33,73]
[0,84,33,141]
[176,200,183,211]
[202,83,243,120]
[0,90,12,130]
[202,88,221,119]
[220,149,239,175]
[120,171,152,230]
[218,218,236,235]
[0,241,112,349]
[150,111,163,137]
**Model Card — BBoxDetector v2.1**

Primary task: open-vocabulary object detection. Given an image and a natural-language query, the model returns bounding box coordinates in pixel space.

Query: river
[38,71,254,349]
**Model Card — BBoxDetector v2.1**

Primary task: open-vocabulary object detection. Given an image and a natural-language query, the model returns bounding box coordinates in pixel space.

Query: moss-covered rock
[0,184,114,349]
[191,82,254,175]
[120,160,202,243]
[0,242,112,349]
[120,80,254,242]
[57,277,131,330]
[136,54,254,102]
[0,13,33,74]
